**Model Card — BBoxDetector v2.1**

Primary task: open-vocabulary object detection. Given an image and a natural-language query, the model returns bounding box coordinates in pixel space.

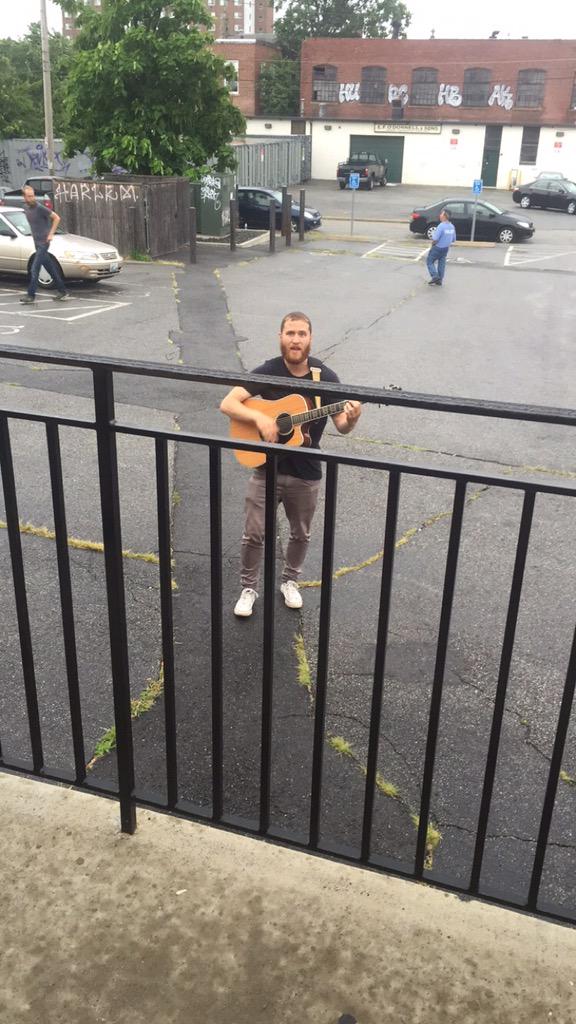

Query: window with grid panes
[410,68,438,105]
[520,126,540,163]
[312,65,338,102]
[516,69,546,108]
[462,68,491,106]
[360,67,386,104]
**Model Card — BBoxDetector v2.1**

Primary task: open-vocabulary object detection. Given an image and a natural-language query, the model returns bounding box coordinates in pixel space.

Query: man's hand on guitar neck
[332,400,362,435]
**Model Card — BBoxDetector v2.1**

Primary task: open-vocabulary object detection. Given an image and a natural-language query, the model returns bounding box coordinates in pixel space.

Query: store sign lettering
[488,84,514,110]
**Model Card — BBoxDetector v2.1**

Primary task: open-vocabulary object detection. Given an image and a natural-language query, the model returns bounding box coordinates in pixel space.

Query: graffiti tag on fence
[55,181,139,203]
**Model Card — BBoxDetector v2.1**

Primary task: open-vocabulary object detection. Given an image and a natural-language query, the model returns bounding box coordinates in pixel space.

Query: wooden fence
[53,176,190,258]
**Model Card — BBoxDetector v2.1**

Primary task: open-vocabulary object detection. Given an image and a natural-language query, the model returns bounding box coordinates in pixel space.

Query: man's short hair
[22,185,35,195]
[280,311,312,333]
[441,209,452,221]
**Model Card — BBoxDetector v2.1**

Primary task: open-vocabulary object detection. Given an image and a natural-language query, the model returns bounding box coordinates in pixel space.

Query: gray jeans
[240,469,321,589]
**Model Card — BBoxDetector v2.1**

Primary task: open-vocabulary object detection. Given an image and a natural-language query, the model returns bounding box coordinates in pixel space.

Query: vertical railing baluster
[470,490,535,893]
[259,454,278,834]
[0,415,43,773]
[309,462,338,850]
[209,447,224,821]
[528,622,576,910]
[361,469,401,862]
[93,369,136,834]
[155,437,178,809]
[415,478,467,876]
[46,421,86,783]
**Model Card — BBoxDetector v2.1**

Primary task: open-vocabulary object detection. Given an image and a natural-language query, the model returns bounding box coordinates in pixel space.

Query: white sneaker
[281,581,303,609]
[234,587,258,617]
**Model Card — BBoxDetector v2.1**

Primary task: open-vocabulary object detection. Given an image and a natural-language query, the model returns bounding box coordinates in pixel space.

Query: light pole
[40,0,55,175]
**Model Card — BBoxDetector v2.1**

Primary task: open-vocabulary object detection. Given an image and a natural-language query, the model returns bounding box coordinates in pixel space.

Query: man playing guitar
[220,311,361,617]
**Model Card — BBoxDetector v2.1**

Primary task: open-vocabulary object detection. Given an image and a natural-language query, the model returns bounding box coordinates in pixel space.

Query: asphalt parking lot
[0,187,575,918]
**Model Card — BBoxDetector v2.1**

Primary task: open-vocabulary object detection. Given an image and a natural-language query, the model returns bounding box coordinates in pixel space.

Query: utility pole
[40,0,55,175]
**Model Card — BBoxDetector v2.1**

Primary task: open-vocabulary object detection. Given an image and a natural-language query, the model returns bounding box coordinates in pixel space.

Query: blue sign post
[471,179,483,241]
[348,172,360,234]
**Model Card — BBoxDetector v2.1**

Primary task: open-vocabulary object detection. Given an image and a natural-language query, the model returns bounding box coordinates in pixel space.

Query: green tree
[258,60,300,117]
[0,25,71,138]
[274,0,411,60]
[55,0,245,175]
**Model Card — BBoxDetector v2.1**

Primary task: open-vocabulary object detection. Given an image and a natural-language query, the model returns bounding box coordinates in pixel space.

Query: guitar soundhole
[276,413,294,441]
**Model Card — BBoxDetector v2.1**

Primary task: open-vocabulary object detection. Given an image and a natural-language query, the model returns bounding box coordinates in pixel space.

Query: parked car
[337,153,388,190]
[0,191,53,210]
[409,198,535,243]
[236,187,321,231]
[0,205,123,288]
[512,179,576,214]
[534,170,568,180]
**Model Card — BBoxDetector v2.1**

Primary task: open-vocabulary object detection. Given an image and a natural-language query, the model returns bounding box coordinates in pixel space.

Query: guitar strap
[310,366,321,410]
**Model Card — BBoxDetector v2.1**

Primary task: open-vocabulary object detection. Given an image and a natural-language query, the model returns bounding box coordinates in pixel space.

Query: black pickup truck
[336,153,388,190]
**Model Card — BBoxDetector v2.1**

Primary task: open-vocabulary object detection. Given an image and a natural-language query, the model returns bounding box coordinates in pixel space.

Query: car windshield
[3,209,63,235]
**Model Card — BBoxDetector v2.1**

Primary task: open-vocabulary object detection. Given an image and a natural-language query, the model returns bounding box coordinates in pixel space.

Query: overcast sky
[3,0,576,41]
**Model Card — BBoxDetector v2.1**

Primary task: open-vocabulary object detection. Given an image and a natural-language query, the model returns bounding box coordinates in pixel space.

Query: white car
[0,206,123,288]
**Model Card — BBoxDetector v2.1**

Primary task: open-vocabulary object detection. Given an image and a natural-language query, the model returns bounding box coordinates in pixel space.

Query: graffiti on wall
[55,180,139,203]
[337,83,516,109]
[16,143,72,175]
[200,173,222,210]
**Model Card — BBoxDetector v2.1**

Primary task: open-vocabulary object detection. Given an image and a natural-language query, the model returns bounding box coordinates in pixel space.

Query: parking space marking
[0,298,131,322]
[362,241,429,261]
[505,245,576,267]
[0,324,24,335]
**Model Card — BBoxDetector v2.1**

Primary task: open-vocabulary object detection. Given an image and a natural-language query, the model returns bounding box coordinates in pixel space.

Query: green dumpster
[190,172,235,236]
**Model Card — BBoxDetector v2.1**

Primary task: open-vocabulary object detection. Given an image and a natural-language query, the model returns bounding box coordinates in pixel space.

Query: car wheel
[339,181,346,190]
[497,227,516,243]
[519,195,531,209]
[567,201,576,215]
[30,259,63,289]
[425,223,438,240]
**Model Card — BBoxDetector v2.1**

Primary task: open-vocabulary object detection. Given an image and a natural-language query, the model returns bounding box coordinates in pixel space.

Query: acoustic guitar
[230,394,348,468]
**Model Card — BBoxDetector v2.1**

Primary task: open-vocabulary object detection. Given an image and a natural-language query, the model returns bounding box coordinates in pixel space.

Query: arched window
[312,65,338,103]
[516,69,546,108]
[360,66,386,104]
[463,68,491,107]
[410,68,438,106]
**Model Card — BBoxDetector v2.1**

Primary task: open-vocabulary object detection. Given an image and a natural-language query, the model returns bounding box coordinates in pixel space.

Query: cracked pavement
[1,225,575,920]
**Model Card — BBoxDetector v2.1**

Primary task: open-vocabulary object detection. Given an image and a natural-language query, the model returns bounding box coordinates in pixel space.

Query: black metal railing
[1,344,575,925]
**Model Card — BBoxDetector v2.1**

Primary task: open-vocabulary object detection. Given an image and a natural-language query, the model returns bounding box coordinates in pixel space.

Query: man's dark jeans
[28,243,66,297]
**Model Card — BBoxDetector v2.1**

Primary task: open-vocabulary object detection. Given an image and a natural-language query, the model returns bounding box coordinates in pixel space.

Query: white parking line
[362,241,428,261]
[505,248,576,267]
[0,324,24,335]
[0,299,131,322]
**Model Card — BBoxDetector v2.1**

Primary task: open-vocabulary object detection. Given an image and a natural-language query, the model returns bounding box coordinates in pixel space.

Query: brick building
[214,38,281,117]
[248,39,576,187]
[62,0,102,39]
[62,0,273,40]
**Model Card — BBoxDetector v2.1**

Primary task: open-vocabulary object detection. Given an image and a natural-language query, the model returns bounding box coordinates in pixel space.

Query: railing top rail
[1,345,575,428]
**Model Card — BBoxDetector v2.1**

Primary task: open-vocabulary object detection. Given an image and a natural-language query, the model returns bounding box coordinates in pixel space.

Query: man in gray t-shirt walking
[20,185,68,303]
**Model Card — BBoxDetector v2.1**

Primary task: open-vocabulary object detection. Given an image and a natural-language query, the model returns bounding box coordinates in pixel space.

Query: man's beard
[281,340,311,364]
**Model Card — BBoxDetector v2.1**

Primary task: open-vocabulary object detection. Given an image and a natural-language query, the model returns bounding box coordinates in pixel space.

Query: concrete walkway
[0,772,574,1024]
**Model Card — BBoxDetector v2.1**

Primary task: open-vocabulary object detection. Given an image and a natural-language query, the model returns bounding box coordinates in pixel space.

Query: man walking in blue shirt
[426,208,456,287]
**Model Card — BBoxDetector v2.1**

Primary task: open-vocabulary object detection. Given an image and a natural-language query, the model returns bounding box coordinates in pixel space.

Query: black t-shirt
[246,356,341,480]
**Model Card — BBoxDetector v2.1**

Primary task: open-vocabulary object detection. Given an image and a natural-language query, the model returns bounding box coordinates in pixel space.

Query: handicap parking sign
[348,172,360,190]
[473,179,483,194]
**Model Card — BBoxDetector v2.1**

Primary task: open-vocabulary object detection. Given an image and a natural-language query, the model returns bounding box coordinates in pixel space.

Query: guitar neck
[291,401,347,426]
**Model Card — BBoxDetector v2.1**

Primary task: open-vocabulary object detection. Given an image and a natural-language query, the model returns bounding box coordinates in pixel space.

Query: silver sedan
[0,206,123,288]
